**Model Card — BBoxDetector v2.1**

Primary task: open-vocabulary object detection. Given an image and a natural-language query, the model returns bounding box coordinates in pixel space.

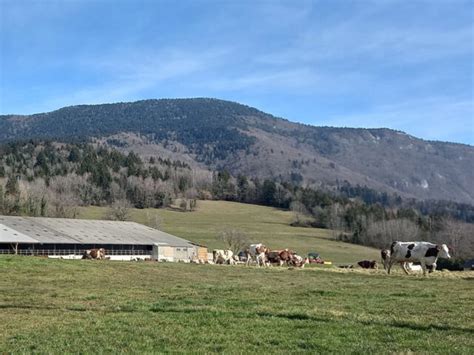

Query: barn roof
[0,215,194,247]
[0,223,40,244]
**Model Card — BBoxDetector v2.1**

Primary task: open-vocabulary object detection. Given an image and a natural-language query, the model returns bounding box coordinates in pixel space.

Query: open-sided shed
[0,215,205,261]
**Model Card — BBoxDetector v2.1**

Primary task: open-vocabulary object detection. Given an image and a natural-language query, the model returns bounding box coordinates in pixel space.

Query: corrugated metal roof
[0,215,194,247]
[0,223,40,243]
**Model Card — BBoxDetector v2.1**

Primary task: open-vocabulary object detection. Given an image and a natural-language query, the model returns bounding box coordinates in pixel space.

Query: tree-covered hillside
[1,98,473,204]
[1,141,473,260]
[0,99,259,162]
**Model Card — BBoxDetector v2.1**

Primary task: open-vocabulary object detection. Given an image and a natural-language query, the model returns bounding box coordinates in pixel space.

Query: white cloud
[43,47,232,109]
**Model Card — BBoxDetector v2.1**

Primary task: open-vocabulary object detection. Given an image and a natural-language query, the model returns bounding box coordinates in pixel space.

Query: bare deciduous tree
[433,218,474,259]
[365,218,420,249]
[106,199,132,221]
[290,201,309,225]
[145,210,162,230]
[327,203,345,239]
[218,228,250,254]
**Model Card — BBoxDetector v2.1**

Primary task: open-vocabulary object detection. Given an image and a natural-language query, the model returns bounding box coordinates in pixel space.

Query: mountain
[1,98,473,204]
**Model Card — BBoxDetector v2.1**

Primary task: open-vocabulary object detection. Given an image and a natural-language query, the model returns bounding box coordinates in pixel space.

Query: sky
[1,0,473,145]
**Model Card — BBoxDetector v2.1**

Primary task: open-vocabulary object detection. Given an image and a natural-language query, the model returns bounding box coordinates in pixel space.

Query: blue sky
[1,0,473,145]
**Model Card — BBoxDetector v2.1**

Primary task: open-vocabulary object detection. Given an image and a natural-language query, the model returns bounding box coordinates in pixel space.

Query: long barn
[0,215,207,261]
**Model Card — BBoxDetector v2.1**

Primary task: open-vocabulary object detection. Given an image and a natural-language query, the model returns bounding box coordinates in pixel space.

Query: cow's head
[437,244,451,259]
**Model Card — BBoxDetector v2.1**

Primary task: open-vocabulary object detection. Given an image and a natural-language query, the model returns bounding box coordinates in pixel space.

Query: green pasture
[1,256,473,353]
[78,200,379,264]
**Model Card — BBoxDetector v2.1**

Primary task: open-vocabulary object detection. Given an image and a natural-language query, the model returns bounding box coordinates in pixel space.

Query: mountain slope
[1,98,473,204]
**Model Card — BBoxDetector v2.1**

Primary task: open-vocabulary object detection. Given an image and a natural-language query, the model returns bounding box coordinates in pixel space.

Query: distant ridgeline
[1,98,473,205]
[0,99,258,163]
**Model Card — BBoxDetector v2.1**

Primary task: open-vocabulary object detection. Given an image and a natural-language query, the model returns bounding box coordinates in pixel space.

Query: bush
[436,258,464,271]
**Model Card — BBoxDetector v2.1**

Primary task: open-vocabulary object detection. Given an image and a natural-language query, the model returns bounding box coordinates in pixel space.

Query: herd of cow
[212,243,307,267]
[81,241,452,276]
[214,241,452,276]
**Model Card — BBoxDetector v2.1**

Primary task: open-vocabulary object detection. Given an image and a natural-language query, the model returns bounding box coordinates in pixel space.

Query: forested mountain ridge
[1,98,473,204]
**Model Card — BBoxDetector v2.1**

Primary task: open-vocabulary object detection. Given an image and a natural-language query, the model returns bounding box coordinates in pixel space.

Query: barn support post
[10,243,18,254]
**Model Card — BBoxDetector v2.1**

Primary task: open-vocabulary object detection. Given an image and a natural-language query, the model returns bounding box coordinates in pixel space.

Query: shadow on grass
[256,311,327,322]
[358,319,473,335]
[148,307,324,323]
[388,320,474,334]
[0,304,55,310]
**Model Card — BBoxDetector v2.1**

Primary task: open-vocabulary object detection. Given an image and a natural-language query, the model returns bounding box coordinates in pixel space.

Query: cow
[381,248,415,274]
[82,248,106,260]
[387,241,451,276]
[381,249,391,270]
[246,244,268,266]
[357,260,378,269]
[212,249,235,265]
[289,254,306,268]
[266,250,283,266]
[266,249,296,266]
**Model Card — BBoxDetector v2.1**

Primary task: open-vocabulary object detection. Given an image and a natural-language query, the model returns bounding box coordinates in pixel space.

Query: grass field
[1,256,473,353]
[78,200,379,264]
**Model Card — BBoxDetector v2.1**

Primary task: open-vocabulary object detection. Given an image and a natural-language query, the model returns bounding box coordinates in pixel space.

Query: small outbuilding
[0,215,205,262]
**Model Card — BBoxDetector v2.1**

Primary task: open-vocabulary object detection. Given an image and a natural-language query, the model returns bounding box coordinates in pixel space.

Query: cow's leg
[387,259,396,274]
[420,260,427,276]
[400,262,410,275]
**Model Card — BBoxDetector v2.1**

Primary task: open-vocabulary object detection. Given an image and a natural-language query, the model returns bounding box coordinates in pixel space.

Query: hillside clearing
[78,200,379,263]
[1,256,473,353]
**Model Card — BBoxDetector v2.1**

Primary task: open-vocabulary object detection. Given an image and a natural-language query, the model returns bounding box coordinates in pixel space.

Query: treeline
[338,183,474,223]
[0,141,200,217]
[206,172,474,259]
[0,140,472,259]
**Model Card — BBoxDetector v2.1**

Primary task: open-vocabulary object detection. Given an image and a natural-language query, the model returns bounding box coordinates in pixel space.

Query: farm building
[0,215,207,262]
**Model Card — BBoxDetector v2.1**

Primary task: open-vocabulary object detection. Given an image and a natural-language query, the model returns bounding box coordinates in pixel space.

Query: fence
[0,249,152,256]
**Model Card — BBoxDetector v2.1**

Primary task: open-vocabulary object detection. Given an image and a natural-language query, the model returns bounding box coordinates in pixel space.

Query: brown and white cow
[213,249,236,265]
[246,244,268,266]
[266,249,296,266]
[82,248,106,260]
[387,241,451,276]
[381,249,391,270]
[289,254,307,268]
[266,250,283,266]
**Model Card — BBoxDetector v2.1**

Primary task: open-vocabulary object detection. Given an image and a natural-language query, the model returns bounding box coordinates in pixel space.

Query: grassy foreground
[1,256,473,353]
[78,200,379,263]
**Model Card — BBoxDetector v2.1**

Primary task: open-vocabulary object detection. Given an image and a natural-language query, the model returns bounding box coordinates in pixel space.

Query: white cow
[387,241,451,276]
[213,249,235,265]
[246,243,268,267]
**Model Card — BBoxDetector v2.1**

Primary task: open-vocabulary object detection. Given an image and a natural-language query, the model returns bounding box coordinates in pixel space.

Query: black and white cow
[387,241,451,276]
